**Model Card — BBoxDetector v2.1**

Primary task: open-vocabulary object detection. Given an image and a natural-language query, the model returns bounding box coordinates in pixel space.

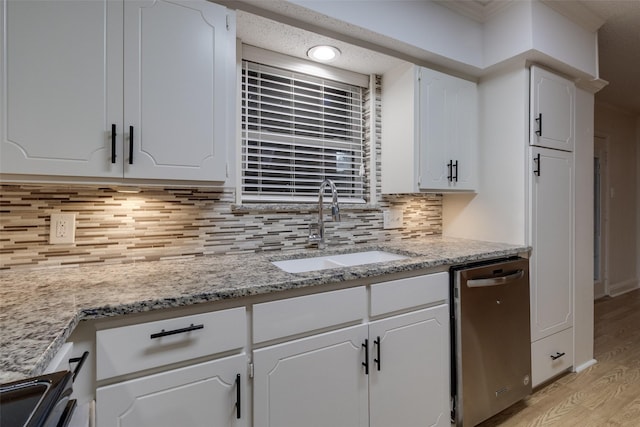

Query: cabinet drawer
[97,307,246,380]
[370,272,448,317]
[531,327,573,387]
[253,287,366,344]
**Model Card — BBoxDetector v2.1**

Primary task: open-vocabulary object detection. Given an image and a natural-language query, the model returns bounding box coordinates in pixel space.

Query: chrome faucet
[308,179,341,249]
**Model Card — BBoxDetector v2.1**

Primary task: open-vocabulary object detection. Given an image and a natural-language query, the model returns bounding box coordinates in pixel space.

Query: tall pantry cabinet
[528,66,575,387]
[444,64,576,387]
[1,0,235,182]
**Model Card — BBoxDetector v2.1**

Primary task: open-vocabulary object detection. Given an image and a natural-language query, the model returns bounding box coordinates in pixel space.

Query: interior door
[593,135,609,298]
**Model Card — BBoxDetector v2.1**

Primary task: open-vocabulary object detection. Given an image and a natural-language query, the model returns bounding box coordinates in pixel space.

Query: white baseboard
[608,279,639,297]
[574,358,597,373]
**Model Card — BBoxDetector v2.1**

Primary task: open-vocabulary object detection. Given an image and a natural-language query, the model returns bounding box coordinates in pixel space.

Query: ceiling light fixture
[307,45,341,63]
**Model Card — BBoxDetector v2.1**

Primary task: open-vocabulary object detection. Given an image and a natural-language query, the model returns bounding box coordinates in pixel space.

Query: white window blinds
[241,60,365,203]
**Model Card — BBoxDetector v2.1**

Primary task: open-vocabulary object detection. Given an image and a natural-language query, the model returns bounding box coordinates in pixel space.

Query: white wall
[288,0,484,69]
[286,0,598,79]
[443,64,528,244]
[594,104,640,295]
[530,1,598,78]
[574,88,595,370]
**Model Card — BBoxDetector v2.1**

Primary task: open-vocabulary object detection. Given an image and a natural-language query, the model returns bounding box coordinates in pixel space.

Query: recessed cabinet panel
[529,147,573,342]
[369,306,450,427]
[96,355,248,427]
[530,66,575,151]
[253,325,369,427]
[124,0,230,180]
[1,0,123,177]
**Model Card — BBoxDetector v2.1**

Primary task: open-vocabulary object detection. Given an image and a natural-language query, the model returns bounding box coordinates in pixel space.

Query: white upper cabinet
[1,0,123,178]
[418,67,477,191]
[382,63,477,193]
[1,0,235,182]
[123,0,233,181]
[529,66,575,152]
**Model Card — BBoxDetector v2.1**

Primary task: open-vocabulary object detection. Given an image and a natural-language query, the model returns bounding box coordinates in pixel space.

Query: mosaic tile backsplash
[0,185,442,270]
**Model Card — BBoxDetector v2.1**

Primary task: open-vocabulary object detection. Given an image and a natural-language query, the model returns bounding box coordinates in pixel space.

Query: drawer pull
[235,374,241,419]
[111,124,117,164]
[550,351,566,361]
[362,339,369,375]
[150,323,204,339]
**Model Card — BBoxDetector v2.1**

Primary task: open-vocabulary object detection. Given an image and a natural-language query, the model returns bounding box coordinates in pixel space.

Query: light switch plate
[49,213,76,244]
[383,208,403,229]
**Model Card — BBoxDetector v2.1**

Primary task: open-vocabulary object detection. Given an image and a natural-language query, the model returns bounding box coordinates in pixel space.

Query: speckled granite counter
[0,236,529,383]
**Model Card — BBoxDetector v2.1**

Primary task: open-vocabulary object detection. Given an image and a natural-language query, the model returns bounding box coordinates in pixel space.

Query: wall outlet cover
[49,213,76,244]
[383,208,403,229]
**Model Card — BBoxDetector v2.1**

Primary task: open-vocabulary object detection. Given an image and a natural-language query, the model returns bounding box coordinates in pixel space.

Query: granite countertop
[0,236,529,383]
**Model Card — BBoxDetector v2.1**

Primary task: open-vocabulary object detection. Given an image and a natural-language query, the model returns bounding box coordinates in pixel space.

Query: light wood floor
[478,288,640,427]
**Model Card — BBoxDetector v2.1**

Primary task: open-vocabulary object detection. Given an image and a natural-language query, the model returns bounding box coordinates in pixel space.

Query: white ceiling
[231,0,640,115]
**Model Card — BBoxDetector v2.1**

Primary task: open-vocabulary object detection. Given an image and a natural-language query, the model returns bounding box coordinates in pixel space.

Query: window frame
[238,45,371,205]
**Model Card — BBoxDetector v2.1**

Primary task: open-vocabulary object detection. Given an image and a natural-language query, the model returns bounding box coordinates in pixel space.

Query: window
[241,57,366,203]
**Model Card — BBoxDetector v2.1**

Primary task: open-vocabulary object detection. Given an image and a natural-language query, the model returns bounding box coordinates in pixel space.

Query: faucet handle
[331,205,341,222]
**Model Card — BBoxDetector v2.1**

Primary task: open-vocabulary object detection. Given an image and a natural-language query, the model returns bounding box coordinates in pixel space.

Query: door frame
[594,134,610,299]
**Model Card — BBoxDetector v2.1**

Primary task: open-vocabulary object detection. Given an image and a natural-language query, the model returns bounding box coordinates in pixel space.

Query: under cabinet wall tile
[0,185,442,270]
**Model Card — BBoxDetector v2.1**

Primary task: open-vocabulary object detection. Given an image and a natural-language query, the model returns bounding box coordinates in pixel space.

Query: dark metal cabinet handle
[535,113,542,136]
[447,160,453,182]
[129,125,134,165]
[69,351,89,381]
[453,160,459,182]
[235,374,241,419]
[534,153,541,177]
[550,352,566,361]
[111,124,117,163]
[150,323,204,339]
[374,336,381,371]
[362,339,369,375]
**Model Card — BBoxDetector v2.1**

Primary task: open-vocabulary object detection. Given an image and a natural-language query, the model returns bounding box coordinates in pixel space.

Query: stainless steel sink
[272,250,408,273]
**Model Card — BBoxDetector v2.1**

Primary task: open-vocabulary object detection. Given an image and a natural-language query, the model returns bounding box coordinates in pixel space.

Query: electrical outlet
[383,208,403,229]
[49,213,76,244]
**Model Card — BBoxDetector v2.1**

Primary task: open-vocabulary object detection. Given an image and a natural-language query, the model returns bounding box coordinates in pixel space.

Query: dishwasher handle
[466,269,525,288]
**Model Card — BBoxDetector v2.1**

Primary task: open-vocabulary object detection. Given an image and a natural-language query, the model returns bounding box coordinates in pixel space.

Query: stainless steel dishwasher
[450,257,532,427]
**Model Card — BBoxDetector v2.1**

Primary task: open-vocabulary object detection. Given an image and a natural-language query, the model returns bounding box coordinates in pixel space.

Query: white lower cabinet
[369,306,450,427]
[253,325,370,427]
[96,354,248,427]
[252,273,450,427]
[92,273,450,427]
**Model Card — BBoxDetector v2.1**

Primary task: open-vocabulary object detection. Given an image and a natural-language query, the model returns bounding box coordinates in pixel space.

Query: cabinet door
[96,354,248,427]
[369,306,450,427]
[253,325,369,427]
[418,67,477,191]
[530,66,575,151]
[529,147,573,341]
[1,0,123,177]
[123,0,233,181]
